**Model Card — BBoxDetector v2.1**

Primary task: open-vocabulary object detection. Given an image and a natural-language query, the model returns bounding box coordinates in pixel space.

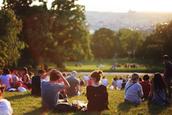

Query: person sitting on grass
[110,77,117,90]
[0,84,13,115]
[101,76,108,87]
[32,69,45,96]
[149,73,168,105]
[140,75,151,99]
[41,69,70,111]
[125,73,143,105]
[116,77,123,90]
[86,70,109,111]
[66,71,80,97]
[0,68,13,91]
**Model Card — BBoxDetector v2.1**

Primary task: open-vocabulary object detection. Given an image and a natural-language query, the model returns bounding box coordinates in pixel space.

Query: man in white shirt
[0,68,12,90]
[116,78,123,90]
[0,85,13,115]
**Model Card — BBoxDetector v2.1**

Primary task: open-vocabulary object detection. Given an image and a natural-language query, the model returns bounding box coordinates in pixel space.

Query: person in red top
[140,75,151,99]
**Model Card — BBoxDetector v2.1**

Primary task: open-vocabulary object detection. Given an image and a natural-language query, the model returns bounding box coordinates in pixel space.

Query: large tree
[118,28,144,58]
[49,0,92,66]
[0,9,25,68]
[141,21,172,59]
[3,0,92,68]
[91,28,119,58]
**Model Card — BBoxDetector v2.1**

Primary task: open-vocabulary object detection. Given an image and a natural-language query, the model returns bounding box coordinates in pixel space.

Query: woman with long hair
[149,73,168,105]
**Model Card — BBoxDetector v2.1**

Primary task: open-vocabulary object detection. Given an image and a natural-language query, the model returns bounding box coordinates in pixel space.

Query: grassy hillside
[4,75,172,115]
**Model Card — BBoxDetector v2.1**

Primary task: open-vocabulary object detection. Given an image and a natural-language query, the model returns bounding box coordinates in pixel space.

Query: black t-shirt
[164,61,172,80]
[31,76,41,96]
[86,85,108,111]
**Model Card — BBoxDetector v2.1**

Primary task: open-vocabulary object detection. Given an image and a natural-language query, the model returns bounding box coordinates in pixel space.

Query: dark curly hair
[90,70,103,82]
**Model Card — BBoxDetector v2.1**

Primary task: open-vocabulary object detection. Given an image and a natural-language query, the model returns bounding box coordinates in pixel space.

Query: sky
[1,0,172,13]
[77,0,172,13]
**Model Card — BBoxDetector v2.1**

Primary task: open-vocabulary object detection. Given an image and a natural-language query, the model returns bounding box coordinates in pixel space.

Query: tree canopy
[91,28,119,58]
[0,9,25,68]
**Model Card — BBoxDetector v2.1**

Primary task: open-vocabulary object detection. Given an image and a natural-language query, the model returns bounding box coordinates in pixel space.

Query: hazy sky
[77,0,172,12]
[1,0,172,12]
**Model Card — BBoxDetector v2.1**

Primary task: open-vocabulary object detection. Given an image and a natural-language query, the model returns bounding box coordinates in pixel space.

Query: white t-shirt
[116,79,123,90]
[18,87,27,92]
[0,74,12,89]
[83,75,89,81]
[0,99,13,115]
[101,78,108,86]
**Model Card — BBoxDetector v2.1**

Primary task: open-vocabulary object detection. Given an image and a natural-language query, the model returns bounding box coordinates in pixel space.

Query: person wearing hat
[124,73,143,105]
[0,85,13,115]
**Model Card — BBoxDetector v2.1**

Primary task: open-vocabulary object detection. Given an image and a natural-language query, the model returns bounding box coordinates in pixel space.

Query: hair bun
[97,70,103,74]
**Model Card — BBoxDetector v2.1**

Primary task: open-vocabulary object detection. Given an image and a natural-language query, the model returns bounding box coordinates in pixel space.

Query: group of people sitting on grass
[0,67,33,92]
[0,55,172,114]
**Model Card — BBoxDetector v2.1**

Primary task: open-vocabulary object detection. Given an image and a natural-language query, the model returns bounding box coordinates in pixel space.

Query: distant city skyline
[1,0,172,13]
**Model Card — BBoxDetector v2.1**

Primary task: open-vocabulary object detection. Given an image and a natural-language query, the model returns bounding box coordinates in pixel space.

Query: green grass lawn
[64,58,163,72]
[4,89,172,115]
[4,75,172,115]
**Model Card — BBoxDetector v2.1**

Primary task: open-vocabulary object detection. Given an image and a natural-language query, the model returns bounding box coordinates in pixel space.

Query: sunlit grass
[4,75,172,115]
[65,59,163,72]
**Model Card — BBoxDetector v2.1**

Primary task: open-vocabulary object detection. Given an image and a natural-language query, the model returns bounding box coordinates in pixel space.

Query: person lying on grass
[41,69,70,112]
[86,70,109,111]
[0,84,13,115]
[124,73,143,105]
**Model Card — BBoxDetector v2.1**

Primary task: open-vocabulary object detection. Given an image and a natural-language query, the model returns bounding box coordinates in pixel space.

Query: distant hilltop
[86,11,172,32]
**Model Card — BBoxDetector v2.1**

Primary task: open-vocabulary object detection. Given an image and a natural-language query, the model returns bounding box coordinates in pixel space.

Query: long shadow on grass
[117,101,135,112]
[6,93,31,101]
[148,103,167,115]
[23,107,42,115]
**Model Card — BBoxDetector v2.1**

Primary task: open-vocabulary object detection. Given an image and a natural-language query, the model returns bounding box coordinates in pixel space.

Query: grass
[64,58,163,72]
[4,75,172,115]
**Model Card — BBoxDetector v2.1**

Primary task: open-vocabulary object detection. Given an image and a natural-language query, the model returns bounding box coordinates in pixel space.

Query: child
[0,85,13,115]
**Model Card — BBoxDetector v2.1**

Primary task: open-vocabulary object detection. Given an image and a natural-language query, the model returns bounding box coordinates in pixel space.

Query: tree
[141,21,172,60]
[3,0,92,68]
[0,9,25,68]
[49,0,92,66]
[118,28,144,58]
[91,28,119,58]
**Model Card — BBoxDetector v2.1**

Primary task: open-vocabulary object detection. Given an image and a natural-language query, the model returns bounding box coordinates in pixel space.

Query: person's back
[140,75,151,99]
[125,74,143,104]
[0,74,12,90]
[140,81,150,99]
[32,75,41,96]
[116,78,123,90]
[41,81,64,109]
[66,76,80,97]
[0,85,13,115]
[101,77,108,86]
[86,85,108,111]
[150,73,168,105]
[125,82,143,104]
[0,99,13,115]
[41,69,70,111]
[86,70,108,112]
[111,78,117,89]
[164,58,172,80]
